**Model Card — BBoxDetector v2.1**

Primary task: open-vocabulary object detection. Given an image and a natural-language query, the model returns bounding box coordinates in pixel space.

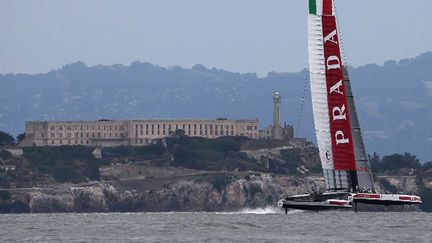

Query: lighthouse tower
[272,91,283,139]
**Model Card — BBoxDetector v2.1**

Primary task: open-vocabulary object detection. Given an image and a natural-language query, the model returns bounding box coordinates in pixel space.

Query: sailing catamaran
[278,0,422,213]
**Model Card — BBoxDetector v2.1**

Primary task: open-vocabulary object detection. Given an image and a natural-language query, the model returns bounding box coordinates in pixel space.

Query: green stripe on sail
[309,0,317,14]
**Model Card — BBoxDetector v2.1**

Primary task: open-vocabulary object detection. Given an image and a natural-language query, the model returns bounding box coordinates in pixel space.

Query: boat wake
[215,206,301,215]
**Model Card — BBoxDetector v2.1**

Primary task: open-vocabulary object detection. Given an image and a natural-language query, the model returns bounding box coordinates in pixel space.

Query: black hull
[282,204,349,211]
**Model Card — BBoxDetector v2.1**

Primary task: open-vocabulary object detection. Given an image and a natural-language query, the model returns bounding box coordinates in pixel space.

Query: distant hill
[1,52,431,161]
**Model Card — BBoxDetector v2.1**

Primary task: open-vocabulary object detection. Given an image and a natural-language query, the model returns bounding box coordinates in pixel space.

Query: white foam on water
[216,206,284,215]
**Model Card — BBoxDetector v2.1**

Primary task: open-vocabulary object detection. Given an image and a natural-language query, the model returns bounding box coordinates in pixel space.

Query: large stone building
[21,118,259,147]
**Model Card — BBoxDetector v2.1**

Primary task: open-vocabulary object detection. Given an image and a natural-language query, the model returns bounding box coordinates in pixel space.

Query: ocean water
[0,208,431,242]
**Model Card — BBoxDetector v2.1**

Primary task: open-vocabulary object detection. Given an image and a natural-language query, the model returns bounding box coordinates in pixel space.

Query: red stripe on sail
[322,0,333,16]
[321,15,356,171]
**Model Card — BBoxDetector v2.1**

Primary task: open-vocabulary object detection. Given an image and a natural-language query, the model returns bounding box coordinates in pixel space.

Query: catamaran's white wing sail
[308,0,357,191]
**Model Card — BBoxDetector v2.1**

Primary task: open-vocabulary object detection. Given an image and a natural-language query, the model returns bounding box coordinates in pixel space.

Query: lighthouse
[272,91,283,139]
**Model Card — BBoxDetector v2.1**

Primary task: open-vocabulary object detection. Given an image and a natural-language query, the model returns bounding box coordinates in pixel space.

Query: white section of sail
[316,0,323,16]
[307,14,333,171]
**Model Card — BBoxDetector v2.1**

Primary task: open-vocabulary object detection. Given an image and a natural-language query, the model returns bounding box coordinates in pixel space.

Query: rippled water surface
[0,208,431,242]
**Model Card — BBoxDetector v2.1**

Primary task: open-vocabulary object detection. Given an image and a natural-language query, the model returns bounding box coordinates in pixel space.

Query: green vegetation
[102,142,166,161]
[370,153,421,175]
[0,190,11,201]
[278,149,302,174]
[16,133,25,144]
[0,150,12,160]
[167,136,264,171]
[0,131,15,146]
[23,146,106,183]
[0,190,11,213]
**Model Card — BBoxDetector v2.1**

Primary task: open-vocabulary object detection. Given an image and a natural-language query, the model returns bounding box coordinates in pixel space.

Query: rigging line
[333,0,348,67]
[295,66,309,138]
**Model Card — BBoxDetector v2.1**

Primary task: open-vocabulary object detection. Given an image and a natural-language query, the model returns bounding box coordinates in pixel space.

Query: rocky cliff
[2,172,324,213]
[2,171,426,213]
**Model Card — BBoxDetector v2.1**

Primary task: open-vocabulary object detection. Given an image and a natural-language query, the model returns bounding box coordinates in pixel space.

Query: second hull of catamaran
[350,193,422,206]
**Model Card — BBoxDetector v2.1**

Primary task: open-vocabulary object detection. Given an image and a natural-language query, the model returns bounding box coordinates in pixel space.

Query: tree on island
[16,133,25,144]
[0,131,15,146]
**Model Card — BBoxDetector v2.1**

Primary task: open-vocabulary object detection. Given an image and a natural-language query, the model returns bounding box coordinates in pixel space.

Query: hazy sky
[1,0,431,75]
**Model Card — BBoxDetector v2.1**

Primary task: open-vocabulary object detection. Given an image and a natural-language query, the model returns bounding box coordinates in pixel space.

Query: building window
[51,140,54,145]
[50,133,55,138]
